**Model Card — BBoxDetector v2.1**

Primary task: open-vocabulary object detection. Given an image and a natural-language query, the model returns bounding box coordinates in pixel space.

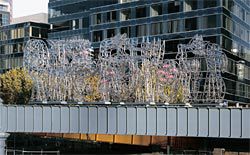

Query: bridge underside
[0,105,249,139]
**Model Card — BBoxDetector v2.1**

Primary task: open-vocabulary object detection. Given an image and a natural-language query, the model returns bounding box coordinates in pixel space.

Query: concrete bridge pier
[0,133,9,154]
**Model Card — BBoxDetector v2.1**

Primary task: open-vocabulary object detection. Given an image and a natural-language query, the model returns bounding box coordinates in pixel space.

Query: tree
[0,68,33,104]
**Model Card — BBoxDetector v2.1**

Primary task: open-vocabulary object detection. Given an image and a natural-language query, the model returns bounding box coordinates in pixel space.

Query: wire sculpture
[23,39,94,102]
[23,34,227,104]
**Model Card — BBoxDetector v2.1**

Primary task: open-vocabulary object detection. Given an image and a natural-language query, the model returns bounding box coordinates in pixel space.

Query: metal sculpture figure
[176,35,228,103]
[23,39,94,102]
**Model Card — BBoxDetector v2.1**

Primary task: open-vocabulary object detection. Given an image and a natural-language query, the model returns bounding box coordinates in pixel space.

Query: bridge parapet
[0,104,249,139]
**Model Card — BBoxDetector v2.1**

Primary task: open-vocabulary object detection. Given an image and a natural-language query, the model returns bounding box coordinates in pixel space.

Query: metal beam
[0,105,249,139]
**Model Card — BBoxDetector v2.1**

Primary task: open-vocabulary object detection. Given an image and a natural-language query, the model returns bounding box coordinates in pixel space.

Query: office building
[0,21,49,73]
[49,0,250,104]
[0,0,12,26]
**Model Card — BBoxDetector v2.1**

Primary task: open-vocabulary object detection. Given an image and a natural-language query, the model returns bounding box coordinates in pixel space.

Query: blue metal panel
[117,107,127,134]
[242,109,250,138]
[17,106,25,132]
[107,107,116,134]
[79,107,88,133]
[127,107,136,135]
[98,107,107,134]
[177,108,187,136]
[51,107,60,133]
[34,106,42,132]
[231,109,242,138]
[146,108,156,135]
[137,107,146,135]
[70,107,79,133]
[89,107,98,134]
[7,107,16,132]
[187,108,198,136]
[156,108,166,135]
[60,107,69,133]
[220,109,230,138]
[43,106,52,132]
[25,106,34,132]
[209,108,219,137]
[167,108,177,136]
[198,108,208,137]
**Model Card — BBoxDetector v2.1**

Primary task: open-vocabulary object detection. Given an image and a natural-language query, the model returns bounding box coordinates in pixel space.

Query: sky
[13,0,49,18]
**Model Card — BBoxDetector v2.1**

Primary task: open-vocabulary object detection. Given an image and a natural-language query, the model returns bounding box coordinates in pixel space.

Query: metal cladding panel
[177,108,187,136]
[1,106,7,131]
[107,107,116,134]
[98,107,107,134]
[17,106,25,132]
[25,106,34,132]
[34,106,43,132]
[242,109,250,138]
[231,109,242,138]
[7,106,16,132]
[117,107,126,134]
[89,107,98,134]
[137,107,146,135]
[167,108,177,136]
[220,109,230,138]
[198,108,208,137]
[187,108,198,136]
[79,107,88,133]
[0,105,249,139]
[60,107,69,133]
[127,107,136,135]
[156,108,166,135]
[209,108,219,137]
[51,107,60,133]
[146,108,156,135]
[43,106,52,132]
[70,107,79,133]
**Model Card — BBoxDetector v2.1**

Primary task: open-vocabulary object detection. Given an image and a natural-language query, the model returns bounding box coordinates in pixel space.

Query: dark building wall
[48,0,250,104]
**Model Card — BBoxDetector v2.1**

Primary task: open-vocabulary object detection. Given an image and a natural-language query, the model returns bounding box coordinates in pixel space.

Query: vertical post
[0,98,9,155]
[0,133,10,155]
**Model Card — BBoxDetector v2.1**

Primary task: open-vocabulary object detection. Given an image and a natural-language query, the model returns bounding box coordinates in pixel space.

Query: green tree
[0,68,33,104]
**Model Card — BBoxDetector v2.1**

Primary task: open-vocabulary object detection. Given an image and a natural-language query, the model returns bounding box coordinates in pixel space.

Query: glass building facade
[0,0,12,26]
[0,22,49,73]
[49,0,250,104]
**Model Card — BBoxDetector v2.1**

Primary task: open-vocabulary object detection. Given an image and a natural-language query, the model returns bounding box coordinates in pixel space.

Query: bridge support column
[0,133,10,154]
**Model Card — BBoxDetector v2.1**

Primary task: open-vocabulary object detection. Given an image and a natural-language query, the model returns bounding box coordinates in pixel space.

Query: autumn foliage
[0,68,33,104]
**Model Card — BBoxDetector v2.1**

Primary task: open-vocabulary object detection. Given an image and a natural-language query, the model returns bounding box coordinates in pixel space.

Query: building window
[107,29,115,38]
[136,7,146,18]
[150,4,162,17]
[82,17,89,28]
[136,24,147,37]
[167,1,181,13]
[93,13,101,25]
[167,20,180,33]
[93,31,102,42]
[184,0,197,12]
[203,0,217,8]
[227,58,236,74]
[121,27,131,37]
[151,22,162,35]
[202,15,217,29]
[41,29,48,38]
[120,9,131,21]
[185,17,197,31]
[107,11,117,22]
[223,15,233,32]
[31,27,40,37]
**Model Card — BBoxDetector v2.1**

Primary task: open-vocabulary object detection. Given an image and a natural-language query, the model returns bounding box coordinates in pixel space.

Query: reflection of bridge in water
[0,103,249,153]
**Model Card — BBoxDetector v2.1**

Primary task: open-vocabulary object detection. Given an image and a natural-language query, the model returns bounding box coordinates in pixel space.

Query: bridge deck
[0,104,249,139]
